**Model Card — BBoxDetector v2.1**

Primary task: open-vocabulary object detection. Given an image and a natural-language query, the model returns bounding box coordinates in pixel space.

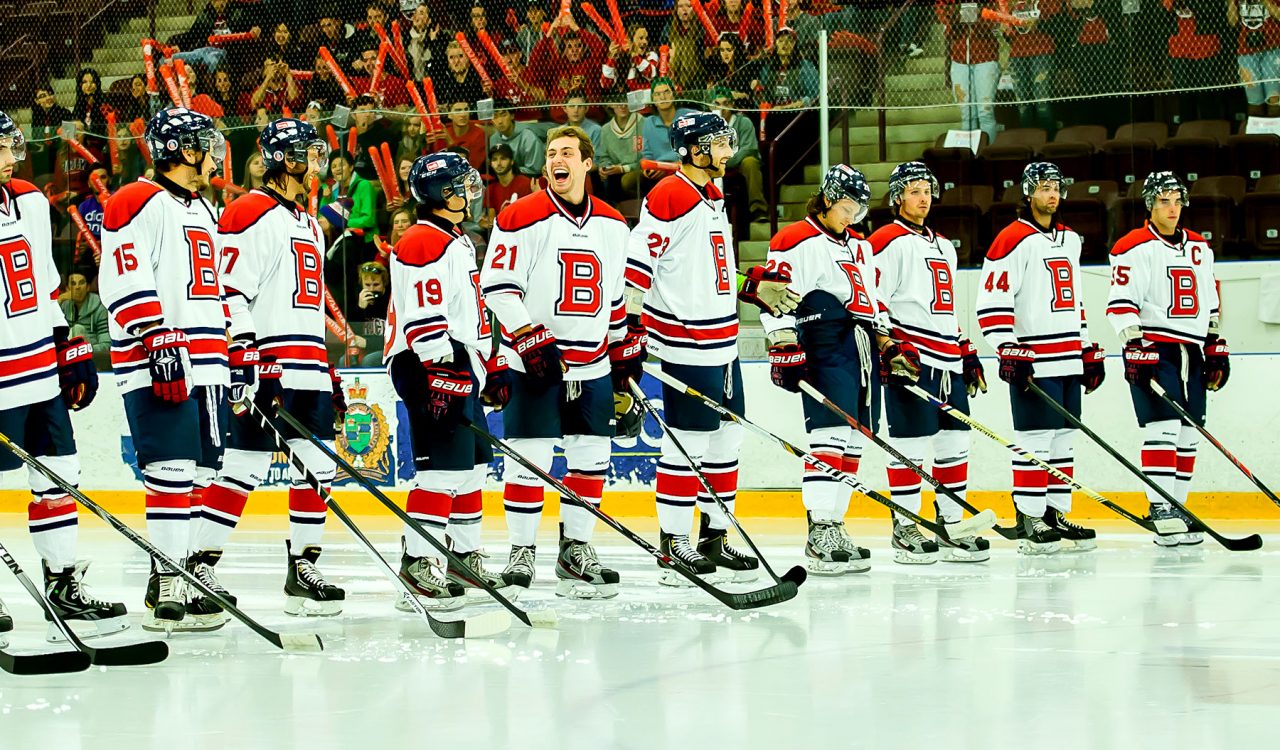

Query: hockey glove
[879,341,922,384]
[768,343,808,393]
[425,364,474,427]
[1123,339,1159,389]
[1082,344,1106,394]
[328,364,347,430]
[608,326,647,393]
[514,324,564,393]
[738,265,801,316]
[960,339,987,396]
[228,340,260,405]
[996,343,1035,390]
[253,355,284,415]
[54,331,97,411]
[141,328,190,403]
[1202,337,1230,391]
[480,354,514,410]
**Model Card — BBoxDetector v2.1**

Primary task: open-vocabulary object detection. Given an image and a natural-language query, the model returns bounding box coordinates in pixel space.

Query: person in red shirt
[1230,0,1280,116]
[709,0,765,51]
[478,143,537,232]
[937,1,1001,141]
[347,45,411,109]
[1002,1,1062,132]
[531,14,608,123]
[429,101,488,171]
[237,54,303,116]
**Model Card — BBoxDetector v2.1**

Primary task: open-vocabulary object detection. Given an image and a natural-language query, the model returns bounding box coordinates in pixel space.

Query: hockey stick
[274,406,556,630]
[0,541,168,667]
[1025,382,1233,544]
[465,419,800,610]
[626,378,807,586]
[244,400,512,639]
[646,365,997,542]
[0,643,89,676]
[0,431,324,653]
[907,384,1262,551]
[797,381,1017,540]
[1151,381,1280,511]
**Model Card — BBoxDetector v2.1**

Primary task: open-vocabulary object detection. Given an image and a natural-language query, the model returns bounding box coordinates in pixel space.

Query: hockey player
[386,150,514,609]
[625,112,760,586]
[977,162,1104,554]
[481,125,637,599]
[761,165,919,575]
[869,161,989,564]
[0,111,126,644]
[1107,171,1223,547]
[193,118,347,617]
[99,107,231,631]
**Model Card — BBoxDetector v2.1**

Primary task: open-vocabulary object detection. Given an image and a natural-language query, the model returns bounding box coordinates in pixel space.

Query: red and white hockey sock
[194,483,250,552]
[696,422,742,531]
[288,485,328,549]
[1045,428,1076,513]
[832,447,863,519]
[886,435,929,524]
[1174,426,1199,506]
[28,496,78,570]
[561,436,610,542]
[1010,429,1052,517]
[447,490,484,555]
[802,427,848,523]
[931,430,969,522]
[656,428,711,535]
[502,438,554,548]
[145,491,192,562]
[1141,420,1179,508]
[406,487,451,558]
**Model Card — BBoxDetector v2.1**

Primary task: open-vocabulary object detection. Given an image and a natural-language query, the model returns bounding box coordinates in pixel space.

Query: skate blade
[1061,538,1097,553]
[284,597,344,617]
[1177,533,1205,546]
[45,615,130,643]
[805,559,869,576]
[892,550,938,565]
[554,579,619,599]
[727,567,761,583]
[462,584,520,602]
[1152,535,1183,548]
[939,548,991,563]
[657,568,717,588]
[1017,540,1062,556]
[395,593,466,613]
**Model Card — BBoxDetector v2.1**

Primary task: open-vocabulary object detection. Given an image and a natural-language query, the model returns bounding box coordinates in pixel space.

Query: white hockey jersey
[976,219,1089,377]
[99,179,230,393]
[217,189,330,391]
[869,219,963,372]
[1107,222,1219,345]
[385,216,492,372]
[482,189,630,381]
[0,179,67,410]
[625,172,738,366]
[760,216,882,336]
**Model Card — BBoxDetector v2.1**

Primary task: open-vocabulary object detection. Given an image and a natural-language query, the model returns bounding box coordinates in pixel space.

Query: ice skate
[502,545,537,589]
[183,550,234,630]
[42,560,129,641]
[142,568,186,633]
[1149,503,1201,547]
[1014,510,1062,555]
[1043,509,1097,551]
[446,548,520,600]
[556,527,620,599]
[805,513,867,575]
[936,520,991,563]
[283,542,345,616]
[892,519,939,564]
[658,531,716,587]
[697,514,760,582]
[397,541,465,612]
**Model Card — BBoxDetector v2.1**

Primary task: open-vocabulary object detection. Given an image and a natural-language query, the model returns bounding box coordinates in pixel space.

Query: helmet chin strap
[689,145,720,176]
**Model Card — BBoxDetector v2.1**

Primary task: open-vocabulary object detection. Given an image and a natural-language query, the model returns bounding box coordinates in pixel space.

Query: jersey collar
[1144,220,1186,249]
[805,215,849,246]
[418,212,462,238]
[253,186,304,216]
[1018,216,1059,241]
[676,170,723,202]
[546,188,594,228]
[894,216,934,241]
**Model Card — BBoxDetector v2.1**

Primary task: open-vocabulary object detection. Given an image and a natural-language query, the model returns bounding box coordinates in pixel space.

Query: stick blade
[780,566,807,587]
[1153,518,1189,534]
[527,609,559,629]
[88,640,169,667]
[721,580,800,611]
[952,509,998,537]
[1219,533,1264,552]
[0,648,92,675]
[277,633,325,653]
[430,611,511,639]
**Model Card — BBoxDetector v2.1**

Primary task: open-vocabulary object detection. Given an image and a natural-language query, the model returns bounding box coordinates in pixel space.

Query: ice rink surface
[0,517,1277,750]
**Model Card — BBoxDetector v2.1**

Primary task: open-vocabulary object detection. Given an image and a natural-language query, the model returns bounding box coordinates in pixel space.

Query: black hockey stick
[646,365,997,543]
[908,384,1262,551]
[626,378,806,586]
[244,400,512,639]
[1151,381,1280,511]
[797,381,1018,540]
[275,406,556,630]
[0,643,89,675]
[466,419,800,610]
[0,541,168,667]
[0,430,324,653]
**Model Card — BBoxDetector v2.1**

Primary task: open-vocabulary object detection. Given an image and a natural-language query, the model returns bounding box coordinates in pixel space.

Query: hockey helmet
[820,164,871,223]
[259,118,329,173]
[408,151,483,213]
[0,110,27,162]
[1142,171,1188,212]
[669,112,737,161]
[145,107,225,170]
[887,161,939,206]
[1021,161,1067,200]
[613,392,644,439]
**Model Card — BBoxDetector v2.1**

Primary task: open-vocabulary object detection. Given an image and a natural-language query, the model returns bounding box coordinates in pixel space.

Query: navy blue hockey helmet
[409,151,482,209]
[1022,161,1067,200]
[820,164,871,223]
[669,112,737,161]
[0,110,26,162]
[259,118,329,173]
[145,107,225,170]
[887,161,939,206]
[1142,171,1188,211]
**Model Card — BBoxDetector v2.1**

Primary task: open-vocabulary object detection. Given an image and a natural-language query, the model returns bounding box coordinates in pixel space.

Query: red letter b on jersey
[1167,268,1199,318]
[557,249,603,317]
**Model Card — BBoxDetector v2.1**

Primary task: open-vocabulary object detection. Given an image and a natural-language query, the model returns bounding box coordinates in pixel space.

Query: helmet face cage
[0,113,26,163]
[888,162,939,206]
[1022,162,1067,200]
[696,126,738,156]
[821,164,871,224]
[1143,171,1188,212]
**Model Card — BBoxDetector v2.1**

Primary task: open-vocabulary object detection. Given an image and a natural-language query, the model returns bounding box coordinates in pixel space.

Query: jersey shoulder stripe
[588,196,627,224]
[770,219,822,252]
[986,220,1040,260]
[495,190,555,232]
[1110,226,1152,256]
[103,181,164,232]
[218,190,280,234]
[868,222,913,255]
[643,173,703,223]
[393,224,451,266]
[6,178,41,197]
[1184,228,1208,243]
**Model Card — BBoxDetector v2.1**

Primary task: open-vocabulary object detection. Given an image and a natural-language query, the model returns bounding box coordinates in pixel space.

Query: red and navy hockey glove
[879,341,921,384]
[1082,344,1106,394]
[768,343,808,393]
[1202,337,1230,391]
[996,343,1035,390]
[1123,339,1159,389]
[425,363,474,427]
[55,331,97,411]
[141,327,190,403]
[480,354,514,410]
[228,340,260,405]
[608,326,647,392]
[514,324,563,393]
[960,339,987,396]
[737,265,801,316]
[328,364,346,430]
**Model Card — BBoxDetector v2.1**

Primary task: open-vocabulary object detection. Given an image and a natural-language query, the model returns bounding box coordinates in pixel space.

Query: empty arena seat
[1227,134,1280,187]
[1099,138,1158,188]
[992,127,1048,150]
[1165,120,1230,183]
[1114,121,1170,148]
[1060,180,1120,261]
[922,133,988,191]
[979,144,1035,192]
[1053,125,1108,149]
[1112,180,1150,240]
[1185,176,1244,255]
[932,185,993,266]
[1038,141,1094,182]
[985,183,1024,245]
